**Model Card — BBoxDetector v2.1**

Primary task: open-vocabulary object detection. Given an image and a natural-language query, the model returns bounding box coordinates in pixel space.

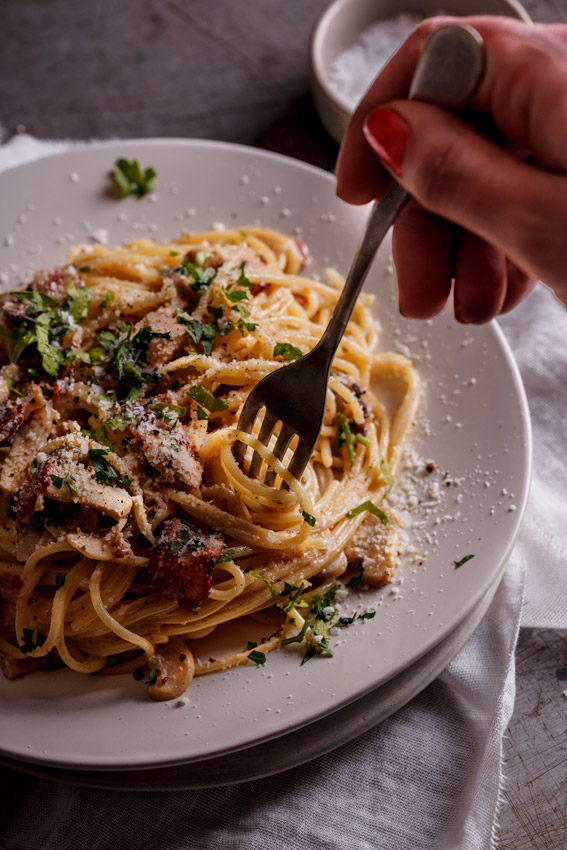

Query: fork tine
[233,397,264,465]
[248,411,279,479]
[286,438,314,484]
[264,424,296,487]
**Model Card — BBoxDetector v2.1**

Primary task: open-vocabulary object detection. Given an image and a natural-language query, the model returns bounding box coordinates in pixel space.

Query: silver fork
[235,24,485,486]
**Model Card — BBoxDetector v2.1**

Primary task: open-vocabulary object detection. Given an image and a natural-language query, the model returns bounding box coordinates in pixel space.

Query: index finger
[336,15,567,203]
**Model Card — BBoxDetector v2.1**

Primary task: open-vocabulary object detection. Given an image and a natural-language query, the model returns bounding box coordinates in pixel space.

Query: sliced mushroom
[147,637,195,701]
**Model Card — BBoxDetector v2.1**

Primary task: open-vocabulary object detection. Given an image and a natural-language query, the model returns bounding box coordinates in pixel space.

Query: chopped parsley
[187,385,228,421]
[454,554,475,568]
[345,500,388,524]
[152,402,187,421]
[111,158,157,198]
[311,585,339,619]
[176,315,217,356]
[49,474,78,495]
[55,573,67,590]
[281,620,309,646]
[273,342,303,362]
[166,521,204,555]
[248,649,266,666]
[380,457,394,493]
[66,278,93,322]
[133,533,154,550]
[5,377,24,396]
[280,581,308,613]
[146,664,158,685]
[88,448,131,488]
[301,510,316,527]
[106,654,121,667]
[99,290,115,310]
[250,570,277,597]
[346,565,366,589]
[334,412,355,466]
[168,254,216,291]
[216,549,236,563]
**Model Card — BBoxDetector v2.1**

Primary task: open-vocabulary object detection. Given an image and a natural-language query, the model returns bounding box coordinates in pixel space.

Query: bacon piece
[184,249,223,270]
[14,461,52,522]
[133,309,187,369]
[0,401,25,445]
[30,266,84,304]
[149,518,224,612]
[129,411,202,492]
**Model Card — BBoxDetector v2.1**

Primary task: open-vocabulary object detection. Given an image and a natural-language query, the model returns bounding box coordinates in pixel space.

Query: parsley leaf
[216,549,236,563]
[171,259,216,291]
[281,581,308,613]
[334,412,355,466]
[380,458,394,493]
[66,278,93,322]
[250,570,277,597]
[133,533,154,550]
[49,474,78,495]
[273,342,303,362]
[454,554,475,569]
[281,620,309,646]
[55,573,66,590]
[88,448,130,488]
[187,385,228,421]
[345,500,388,524]
[346,565,366,589]
[112,158,157,198]
[166,522,204,555]
[311,585,339,619]
[302,510,316,527]
[176,315,217,355]
[152,402,187,421]
[146,664,158,685]
[248,649,266,666]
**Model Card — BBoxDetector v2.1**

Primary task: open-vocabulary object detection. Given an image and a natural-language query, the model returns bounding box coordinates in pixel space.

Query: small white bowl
[310,0,532,143]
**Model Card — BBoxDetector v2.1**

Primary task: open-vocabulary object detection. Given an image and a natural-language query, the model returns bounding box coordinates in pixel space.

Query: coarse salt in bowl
[310,0,532,143]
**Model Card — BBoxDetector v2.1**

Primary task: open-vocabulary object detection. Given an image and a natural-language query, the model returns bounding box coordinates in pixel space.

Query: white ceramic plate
[0,139,531,771]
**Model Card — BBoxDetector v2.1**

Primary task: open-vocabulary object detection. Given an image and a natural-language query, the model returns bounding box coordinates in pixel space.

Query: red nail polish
[363,108,410,176]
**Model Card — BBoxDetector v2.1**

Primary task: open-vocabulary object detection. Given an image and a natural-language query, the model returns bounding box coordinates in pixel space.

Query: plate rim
[0,137,533,770]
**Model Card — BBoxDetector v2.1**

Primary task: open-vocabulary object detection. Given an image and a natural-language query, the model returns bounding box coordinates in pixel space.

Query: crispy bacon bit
[292,237,309,264]
[250,280,272,297]
[30,266,83,304]
[114,543,129,559]
[184,249,223,270]
[129,411,202,492]
[1,297,28,324]
[14,462,52,522]
[134,310,186,369]
[0,402,25,445]
[149,518,224,612]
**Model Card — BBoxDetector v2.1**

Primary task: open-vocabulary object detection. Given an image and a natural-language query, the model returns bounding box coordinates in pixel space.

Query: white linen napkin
[0,134,565,850]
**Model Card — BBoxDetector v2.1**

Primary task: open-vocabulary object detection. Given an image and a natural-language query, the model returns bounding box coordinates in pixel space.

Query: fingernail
[454,303,469,325]
[363,108,411,176]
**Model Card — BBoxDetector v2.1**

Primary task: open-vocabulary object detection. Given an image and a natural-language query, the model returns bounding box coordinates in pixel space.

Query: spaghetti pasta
[0,226,420,700]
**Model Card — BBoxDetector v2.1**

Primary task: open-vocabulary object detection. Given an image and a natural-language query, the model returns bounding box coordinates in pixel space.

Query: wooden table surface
[1,1,566,847]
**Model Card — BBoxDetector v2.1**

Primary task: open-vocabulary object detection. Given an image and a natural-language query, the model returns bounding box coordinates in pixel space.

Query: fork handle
[316,24,485,362]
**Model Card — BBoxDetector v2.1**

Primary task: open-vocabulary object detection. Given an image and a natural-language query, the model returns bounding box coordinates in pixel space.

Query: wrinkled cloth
[0,134,565,850]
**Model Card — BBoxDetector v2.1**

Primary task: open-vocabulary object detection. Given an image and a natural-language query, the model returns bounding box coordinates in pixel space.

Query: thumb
[362,102,567,292]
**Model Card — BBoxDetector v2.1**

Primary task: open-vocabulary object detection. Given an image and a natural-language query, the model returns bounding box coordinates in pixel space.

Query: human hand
[336,16,567,322]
